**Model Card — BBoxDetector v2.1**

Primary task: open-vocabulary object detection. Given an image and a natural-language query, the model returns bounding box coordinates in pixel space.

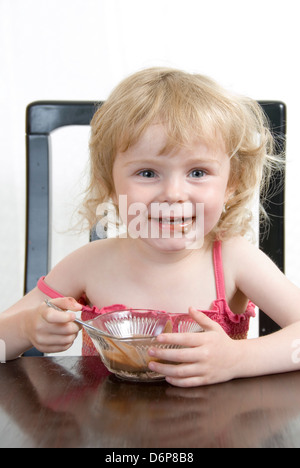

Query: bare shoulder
[222,236,278,270]
[221,236,300,326]
[72,237,120,260]
[44,238,120,298]
[221,236,260,262]
[221,236,278,281]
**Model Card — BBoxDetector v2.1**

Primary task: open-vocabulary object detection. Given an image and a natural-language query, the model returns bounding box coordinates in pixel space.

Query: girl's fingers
[155,332,204,347]
[47,296,82,312]
[149,344,200,363]
[188,307,223,332]
[148,360,199,378]
[42,297,82,324]
[47,321,81,335]
[165,376,207,388]
[37,332,78,346]
[42,307,76,324]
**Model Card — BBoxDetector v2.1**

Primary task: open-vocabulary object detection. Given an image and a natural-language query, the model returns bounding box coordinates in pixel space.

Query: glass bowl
[81,309,203,382]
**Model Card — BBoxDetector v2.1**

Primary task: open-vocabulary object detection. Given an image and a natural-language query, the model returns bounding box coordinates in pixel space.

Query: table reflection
[1,357,300,448]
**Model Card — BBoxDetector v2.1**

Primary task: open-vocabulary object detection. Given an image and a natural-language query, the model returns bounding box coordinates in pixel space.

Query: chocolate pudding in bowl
[81,309,203,382]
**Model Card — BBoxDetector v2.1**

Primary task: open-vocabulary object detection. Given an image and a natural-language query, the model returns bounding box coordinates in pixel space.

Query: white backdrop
[1,0,300,348]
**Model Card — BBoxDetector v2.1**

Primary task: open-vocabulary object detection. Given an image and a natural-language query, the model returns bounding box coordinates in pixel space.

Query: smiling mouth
[149,216,195,232]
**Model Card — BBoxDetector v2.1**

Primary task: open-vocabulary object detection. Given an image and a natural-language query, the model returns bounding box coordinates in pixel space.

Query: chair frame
[24,100,286,342]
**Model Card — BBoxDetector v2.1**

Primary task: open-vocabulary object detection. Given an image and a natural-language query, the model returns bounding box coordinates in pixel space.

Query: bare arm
[0,288,45,359]
[0,243,91,360]
[0,289,82,360]
[230,238,300,378]
[232,238,300,329]
[0,239,114,360]
[148,238,300,387]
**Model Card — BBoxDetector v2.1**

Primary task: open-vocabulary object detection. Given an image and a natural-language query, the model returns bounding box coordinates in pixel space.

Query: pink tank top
[37,241,255,355]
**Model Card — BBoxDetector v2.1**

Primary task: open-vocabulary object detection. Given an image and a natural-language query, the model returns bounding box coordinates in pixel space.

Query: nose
[159,175,189,204]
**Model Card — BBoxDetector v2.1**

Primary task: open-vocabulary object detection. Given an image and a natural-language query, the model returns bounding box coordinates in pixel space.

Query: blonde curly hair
[83,67,283,241]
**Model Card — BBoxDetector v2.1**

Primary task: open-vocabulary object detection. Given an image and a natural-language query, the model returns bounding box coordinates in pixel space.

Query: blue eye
[189,169,205,178]
[137,170,156,178]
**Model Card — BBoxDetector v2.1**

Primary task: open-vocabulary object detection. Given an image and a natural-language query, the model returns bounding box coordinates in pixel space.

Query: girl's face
[112,125,231,252]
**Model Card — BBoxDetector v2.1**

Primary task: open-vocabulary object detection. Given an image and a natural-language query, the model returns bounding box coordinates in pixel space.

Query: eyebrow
[122,157,222,167]
[183,157,222,167]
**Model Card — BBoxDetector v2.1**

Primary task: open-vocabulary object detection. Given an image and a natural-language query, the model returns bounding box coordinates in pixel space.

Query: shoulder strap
[37,276,64,298]
[213,241,226,300]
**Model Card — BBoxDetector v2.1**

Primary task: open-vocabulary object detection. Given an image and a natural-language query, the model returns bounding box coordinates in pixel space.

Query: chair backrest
[24,100,286,338]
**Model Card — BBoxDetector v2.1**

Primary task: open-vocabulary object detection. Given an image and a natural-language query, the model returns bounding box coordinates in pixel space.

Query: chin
[143,236,201,252]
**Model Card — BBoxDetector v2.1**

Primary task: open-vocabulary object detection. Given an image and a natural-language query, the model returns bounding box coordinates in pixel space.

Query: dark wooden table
[1,356,300,448]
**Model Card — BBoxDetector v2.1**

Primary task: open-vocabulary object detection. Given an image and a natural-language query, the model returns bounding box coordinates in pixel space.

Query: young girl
[1,68,300,388]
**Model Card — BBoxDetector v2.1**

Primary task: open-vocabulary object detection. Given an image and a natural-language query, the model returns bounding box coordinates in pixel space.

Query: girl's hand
[148,307,241,387]
[24,297,82,353]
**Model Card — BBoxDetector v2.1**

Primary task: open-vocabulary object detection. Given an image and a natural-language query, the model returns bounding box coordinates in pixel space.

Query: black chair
[24,100,286,355]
